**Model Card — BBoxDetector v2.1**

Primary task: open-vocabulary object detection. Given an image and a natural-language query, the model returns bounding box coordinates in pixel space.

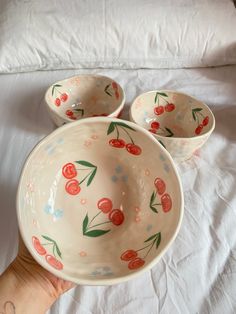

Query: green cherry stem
[87,220,112,230]
[87,211,102,228]
[115,125,120,140]
[143,240,156,259]
[79,170,94,185]
[136,242,153,252]
[158,95,169,104]
[120,126,134,144]
[54,88,63,95]
[41,243,54,246]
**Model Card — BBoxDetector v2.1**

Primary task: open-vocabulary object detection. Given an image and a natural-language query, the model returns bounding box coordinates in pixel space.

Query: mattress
[0,66,236,314]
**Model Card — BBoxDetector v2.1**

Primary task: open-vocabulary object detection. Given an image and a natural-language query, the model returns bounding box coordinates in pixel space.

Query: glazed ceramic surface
[45,75,125,127]
[130,90,215,162]
[17,118,183,285]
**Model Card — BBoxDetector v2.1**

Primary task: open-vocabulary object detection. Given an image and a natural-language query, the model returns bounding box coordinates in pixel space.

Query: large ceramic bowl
[45,75,125,127]
[17,118,183,285]
[130,90,215,162]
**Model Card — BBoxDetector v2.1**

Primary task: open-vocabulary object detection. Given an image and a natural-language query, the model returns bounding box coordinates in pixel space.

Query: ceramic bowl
[17,117,183,285]
[130,90,215,162]
[45,75,125,127]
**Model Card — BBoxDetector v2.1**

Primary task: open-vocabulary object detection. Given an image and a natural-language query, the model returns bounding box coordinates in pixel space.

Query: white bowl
[17,117,183,285]
[45,75,125,127]
[130,90,215,162]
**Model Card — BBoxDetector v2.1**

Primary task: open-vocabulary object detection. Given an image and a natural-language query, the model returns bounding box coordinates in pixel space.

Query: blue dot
[44,204,53,214]
[115,165,122,173]
[111,175,118,182]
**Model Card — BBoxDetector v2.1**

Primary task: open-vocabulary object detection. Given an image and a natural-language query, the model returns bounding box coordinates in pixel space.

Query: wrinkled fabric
[0,66,236,314]
[0,0,236,73]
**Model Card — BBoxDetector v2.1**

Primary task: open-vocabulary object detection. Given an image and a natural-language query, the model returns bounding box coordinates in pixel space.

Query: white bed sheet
[0,66,236,314]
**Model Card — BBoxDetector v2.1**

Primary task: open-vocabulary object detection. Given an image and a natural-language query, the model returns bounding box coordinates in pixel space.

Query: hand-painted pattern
[154,92,175,116]
[120,231,161,270]
[192,108,209,135]
[107,121,142,155]
[150,177,172,213]
[32,235,63,270]
[52,84,69,107]
[104,82,120,100]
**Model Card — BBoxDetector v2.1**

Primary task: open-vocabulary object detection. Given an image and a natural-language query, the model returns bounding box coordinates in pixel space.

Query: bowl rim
[16,117,184,286]
[129,89,215,140]
[44,74,126,123]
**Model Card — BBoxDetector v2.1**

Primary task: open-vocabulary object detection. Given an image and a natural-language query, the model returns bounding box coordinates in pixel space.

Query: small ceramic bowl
[45,75,125,127]
[130,90,215,162]
[17,117,183,285]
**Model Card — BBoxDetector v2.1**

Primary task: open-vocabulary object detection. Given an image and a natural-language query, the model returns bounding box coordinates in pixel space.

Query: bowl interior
[131,91,214,138]
[45,75,124,121]
[17,119,183,284]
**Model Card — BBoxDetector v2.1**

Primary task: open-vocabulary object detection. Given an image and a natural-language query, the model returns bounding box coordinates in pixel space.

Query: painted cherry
[154,106,164,115]
[97,198,113,213]
[55,98,61,107]
[161,193,172,212]
[45,254,63,270]
[120,250,138,261]
[195,124,203,135]
[32,236,46,255]
[150,121,160,130]
[70,116,77,120]
[62,163,77,179]
[154,177,166,195]
[202,116,209,126]
[112,82,118,90]
[66,110,73,117]
[149,129,157,134]
[165,103,175,112]
[128,257,145,270]
[108,209,124,226]
[126,143,142,155]
[60,93,68,102]
[65,179,81,195]
[109,139,126,148]
[115,91,119,100]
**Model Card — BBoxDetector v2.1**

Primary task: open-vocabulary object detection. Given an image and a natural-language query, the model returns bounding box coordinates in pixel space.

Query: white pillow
[0,0,236,73]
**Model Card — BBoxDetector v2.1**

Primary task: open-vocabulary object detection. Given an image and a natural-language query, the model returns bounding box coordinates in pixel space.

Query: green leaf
[83,214,89,234]
[42,235,55,243]
[192,111,196,121]
[84,229,110,237]
[114,122,136,131]
[52,84,62,96]
[87,168,97,186]
[107,122,115,135]
[156,92,168,97]
[105,84,110,91]
[155,232,161,249]
[154,92,158,104]
[165,127,174,137]
[105,90,112,97]
[75,160,96,168]
[74,109,84,116]
[150,191,155,206]
[158,140,166,149]
[193,108,203,112]
[150,205,158,213]
[55,244,62,259]
[144,233,158,243]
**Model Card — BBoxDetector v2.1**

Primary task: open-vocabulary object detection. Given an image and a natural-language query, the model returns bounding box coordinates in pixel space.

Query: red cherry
[126,143,142,155]
[128,257,145,270]
[149,129,157,134]
[150,121,160,130]
[195,124,203,135]
[165,103,175,112]
[65,179,81,195]
[55,98,61,107]
[120,250,138,261]
[109,139,126,148]
[66,110,73,117]
[108,209,124,226]
[115,91,119,100]
[161,193,172,212]
[154,178,166,195]
[32,236,46,255]
[60,93,68,102]
[97,198,113,213]
[62,163,77,179]
[202,116,209,126]
[112,82,118,90]
[154,106,164,115]
[45,254,63,270]
[70,116,77,120]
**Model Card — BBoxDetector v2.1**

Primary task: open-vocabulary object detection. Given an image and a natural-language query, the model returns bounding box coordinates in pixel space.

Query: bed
[0,1,236,313]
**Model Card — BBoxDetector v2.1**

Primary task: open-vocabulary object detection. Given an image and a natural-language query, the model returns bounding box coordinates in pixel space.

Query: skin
[0,236,74,314]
